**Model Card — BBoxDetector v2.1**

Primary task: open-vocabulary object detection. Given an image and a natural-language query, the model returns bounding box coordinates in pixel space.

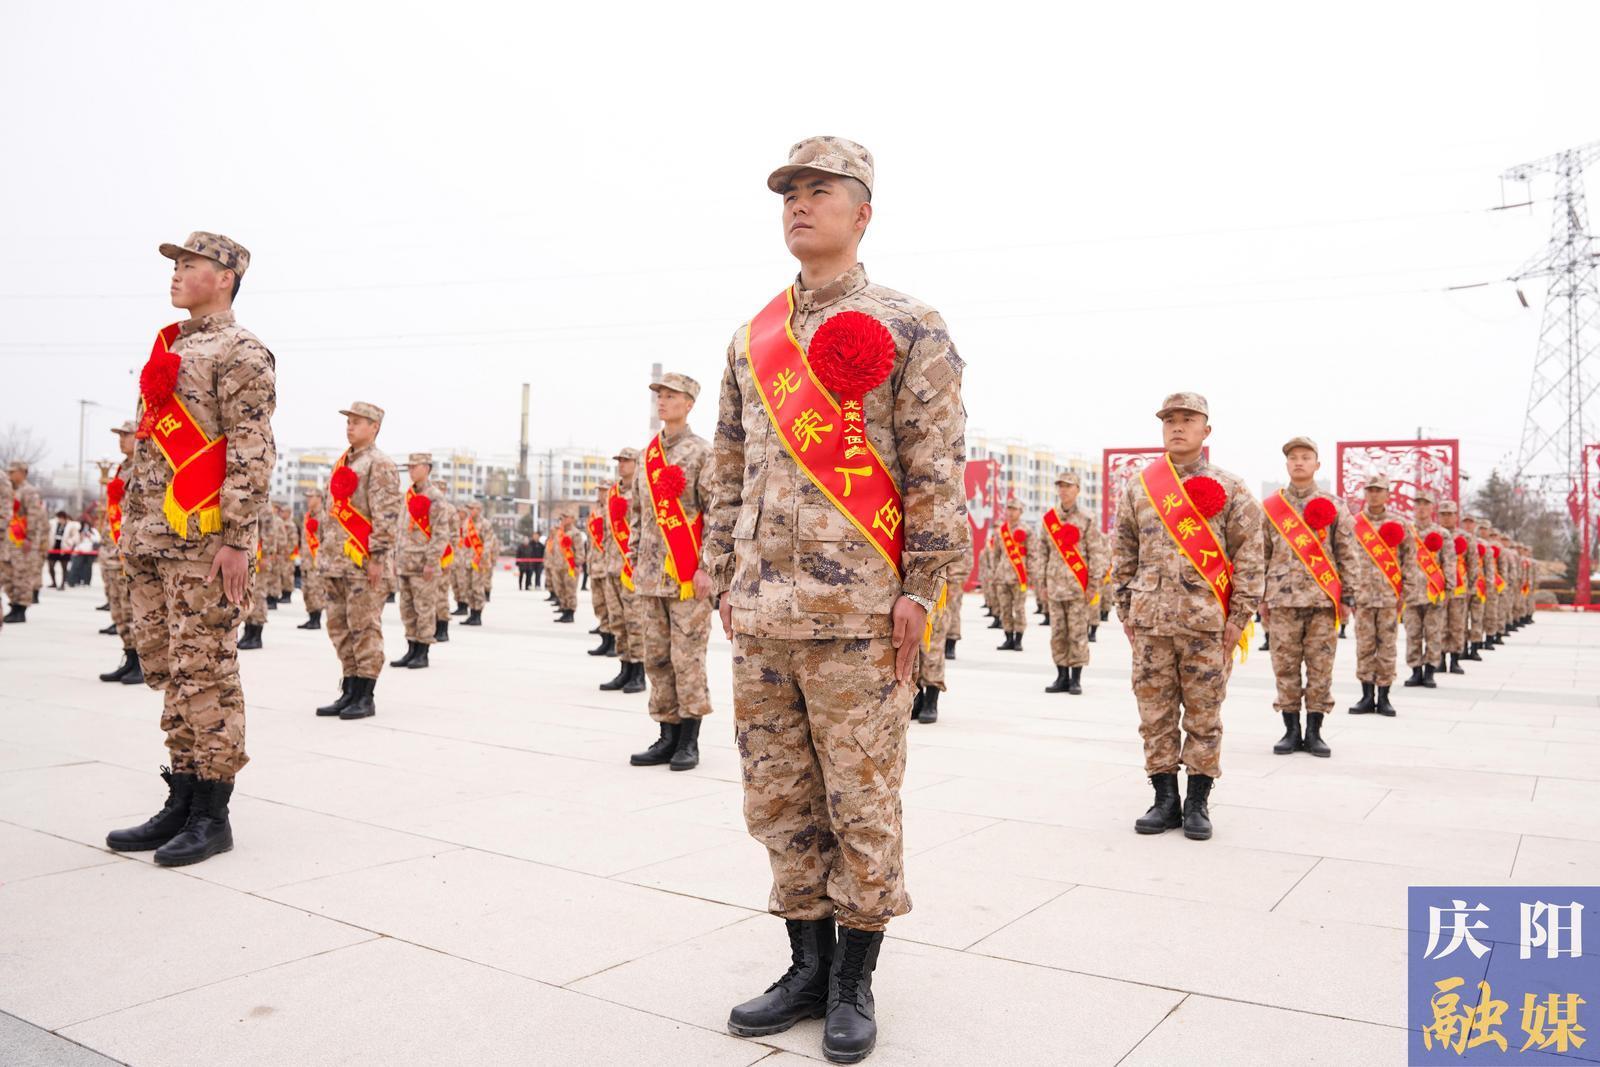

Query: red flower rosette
[1012,528,1028,546]
[1303,497,1338,530]
[105,477,126,506]
[608,493,628,524]
[306,517,319,534]
[1493,545,1502,559]
[1424,531,1443,552]
[407,493,432,521]
[1477,543,1486,558]
[1378,521,1406,547]
[1454,535,1468,556]
[656,464,687,500]
[329,466,359,501]
[1061,523,1081,547]
[136,347,182,437]
[1184,476,1227,519]
[808,310,896,399]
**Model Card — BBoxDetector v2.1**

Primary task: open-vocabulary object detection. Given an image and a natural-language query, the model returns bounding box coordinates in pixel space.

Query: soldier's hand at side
[366,563,383,591]
[209,545,250,605]
[1223,620,1244,651]
[1122,622,1135,643]
[690,577,715,601]
[891,596,928,685]
[718,594,732,640]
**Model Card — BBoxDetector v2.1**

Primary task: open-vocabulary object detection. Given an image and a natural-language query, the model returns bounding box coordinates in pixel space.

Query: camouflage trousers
[324,575,387,679]
[1485,593,1503,636]
[467,561,487,611]
[104,558,134,647]
[125,555,249,782]
[550,562,578,611]
[1131,628,1230,778]
[450,561,469,609]
[917,605,951,691]
[246,561,269,626]
[4,549,39,604]
[945,579,965,641]
[1352,605,1399,686]
[641,594,712,722]
[589,572,609,629]
[1445,596,1468,655]
[1048,597,1091,668]
[733,633,912,932]
[596,576,642,661]
[1404,601,1447,668]
[1466,590,1485,644]
[302,568,327,614]
[990,583,1027,632]
[398,571,442,643]
[1267,605,1338,714]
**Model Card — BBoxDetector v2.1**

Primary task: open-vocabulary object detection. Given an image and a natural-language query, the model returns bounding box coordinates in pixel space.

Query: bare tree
[0,423,49,471]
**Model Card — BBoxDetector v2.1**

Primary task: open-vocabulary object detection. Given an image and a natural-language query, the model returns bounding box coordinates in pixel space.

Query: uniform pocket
[794,505,898,615]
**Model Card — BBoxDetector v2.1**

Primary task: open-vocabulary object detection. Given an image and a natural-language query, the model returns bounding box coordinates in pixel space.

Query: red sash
[644,432,704,598]
[1353,513,1405,616]
[1042,509,1090,597]
[745,288,902,577]
[587,513,605,560]
[107,503,122,546]
[1453,549,1467,597]
[1139,456,1251,659]
[1493,553,1507,594]
[610,483,635,592]
[462,517,484,571]
[558,530,577,577]
[305,517,320,562]
[1262,491,1343,624]
[998,522,1029,591]
[139,323,228,538]
[329,453,375,567]
[1521,559,1531,597]
[6,499,21,547]
[406,487,434,540]
[1415,534,1447,604]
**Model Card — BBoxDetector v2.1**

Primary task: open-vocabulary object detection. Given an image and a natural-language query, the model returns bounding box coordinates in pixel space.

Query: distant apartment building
[965,434,1100,522]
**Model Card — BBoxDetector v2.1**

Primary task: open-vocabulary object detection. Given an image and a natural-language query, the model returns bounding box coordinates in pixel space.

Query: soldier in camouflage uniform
[236,501,274,650]
[1460,514,1486,658]
[106,232,274,867]
[1259,437,1355,758]
[598,447,647,694]
[97,422,145,683]
[314,401,403,721]
[0,462,10,634]
[548,512,579,621]
[1115,392,1263,843]
[942,543,968,659]
[1040,471,1107,696]
[990,498,1029,650]
[1438,500,1474,674]
[390,452,455,670]
[461,500,491,626]
[1402,492,1455,690]
[912,547,970,724]
[625,372,715,770]
[1346,474,1419,717]
[298,488,327,630]
[274,502,295,605]
[705,139,969,1063]
[586,485,613,647]
[4,461,47,621]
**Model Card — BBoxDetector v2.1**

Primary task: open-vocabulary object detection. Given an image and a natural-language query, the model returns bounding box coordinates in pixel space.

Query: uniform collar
[178,309,236,338]
[795,263,869,313]
[1173,455,1207,477]
[1284,482,1318,501]
[659,424,691,448]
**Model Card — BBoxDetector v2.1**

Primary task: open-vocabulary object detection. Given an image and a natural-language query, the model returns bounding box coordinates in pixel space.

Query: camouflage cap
[1414,490,1436,505]
[1461,513,1478,524]
[1005,497,1024,510]
[1438,499,1459,513]
[1363,473,1391,490]
[1155,392,1209,419]
[158,231,250,279]
[110,420,137,435]
[407,452,433,466]
[1054,471,1081,486]
[1282,435,1319,456]
[649,372,701,401]
[613,446,641,462]
[339,401,385,424]
[768,136,875,196]
[7,460,28,473]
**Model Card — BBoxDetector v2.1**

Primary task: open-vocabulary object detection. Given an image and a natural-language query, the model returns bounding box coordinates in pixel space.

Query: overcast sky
[2,1,1596,498]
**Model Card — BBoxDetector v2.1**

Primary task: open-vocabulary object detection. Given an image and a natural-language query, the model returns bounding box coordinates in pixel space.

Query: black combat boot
[1134,773,1182,834]
[453,601,469,616]
[385,591,396,604]
[556,609,574,623]
[1462,642,1481,661]
[340,677,377,720]
[909,688,924,722]
[997,631,1016,650]
[1259,634,1271,652]
[1012,633,1023,652]
[1348,682,1376,714]
[279,589,292,604]
[670,718,701,771]
[100,648,138,683]
[1183,774,1214,840]
[599,661,630,691]
[1040,614,1050,628]
[236,622,262,650]
[153,778,234,867]
[987,616,1002,629]
[728,918,836,1038]
[588,632,616,657]
[316,677,355,717]
[434,619,449,642]
[631,722,680,766]
[1045,666,1071,693]
[1448,653,1465,675]
[1339,622,1347,639]
[944,638,957,660]
[1303,712,1331,757]
[266,594,278,611]
[298,610,322,630]
[390,641,419,668]
[1087,625,1098,643]
[1402,666,1426,688]
[823,927,883,1065]
[120,650,145,685]
[1375,686,1397,717]
[463,608,483,626]
[99,621,118,635]
[1421,664,1437,689]
[408,643,429,669]
[1067,666,1083,695]
[1273,711,1303,755]
[106,767,196,851]
[918,687,940,724]
[622,661,647,694]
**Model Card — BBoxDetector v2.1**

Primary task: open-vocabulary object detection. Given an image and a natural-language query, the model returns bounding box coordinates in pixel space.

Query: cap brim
[1155,406,1206,419]
[767,163,856,194]
[159,242,223,266]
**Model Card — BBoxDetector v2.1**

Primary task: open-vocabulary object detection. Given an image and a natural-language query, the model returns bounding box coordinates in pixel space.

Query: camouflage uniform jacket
[1,474,14,562]
[703,264,970,640]
[122,310,276,560]
[96,465,125,563]
[321,444,403,579]
[301,501,326,573]
[627,425,714,598]
[1037,504,1106,604]
[1452,527,1481,595]
[10,480,48,557]
[1112,456,1264,634]
[1260,483,1357,611]
[398,478,456,576]
[1408,519,1456,607]
[1347,505,1420,609]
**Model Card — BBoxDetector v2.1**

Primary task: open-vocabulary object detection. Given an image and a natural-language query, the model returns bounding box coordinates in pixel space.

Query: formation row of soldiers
[1,460,48,626]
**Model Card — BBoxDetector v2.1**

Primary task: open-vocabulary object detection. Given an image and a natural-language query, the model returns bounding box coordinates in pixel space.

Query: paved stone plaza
[1,574,1596,1066]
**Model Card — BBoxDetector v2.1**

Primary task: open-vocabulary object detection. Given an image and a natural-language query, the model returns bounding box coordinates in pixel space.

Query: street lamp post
[76,398,104,515]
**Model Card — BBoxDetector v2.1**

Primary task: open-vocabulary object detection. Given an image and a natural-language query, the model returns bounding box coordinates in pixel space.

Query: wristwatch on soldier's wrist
[904,592,934,613]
